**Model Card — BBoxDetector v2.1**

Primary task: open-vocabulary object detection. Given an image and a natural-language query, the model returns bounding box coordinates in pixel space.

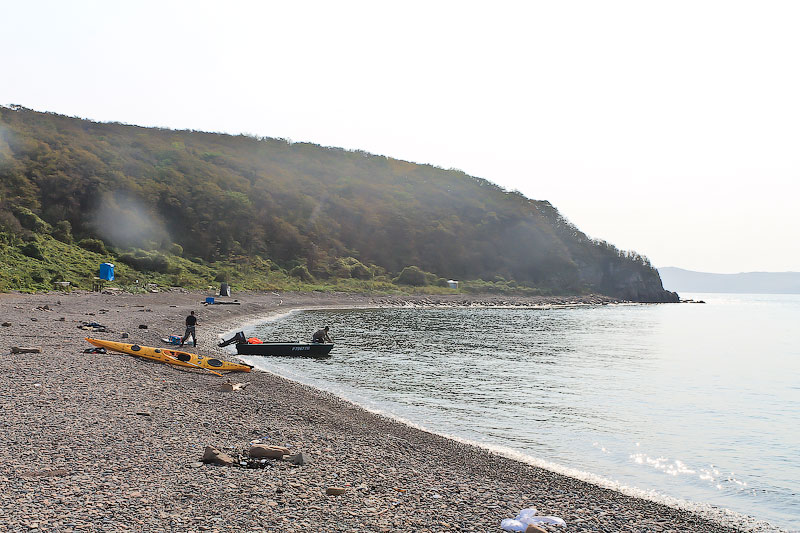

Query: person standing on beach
[180,311,199,347]
[312,326,332,343]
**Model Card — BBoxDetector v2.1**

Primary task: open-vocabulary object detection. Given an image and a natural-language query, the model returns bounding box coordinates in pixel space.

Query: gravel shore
[0,290,756,532]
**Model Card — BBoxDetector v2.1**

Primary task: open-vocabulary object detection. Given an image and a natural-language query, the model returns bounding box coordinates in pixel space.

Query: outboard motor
[218,331,247,347]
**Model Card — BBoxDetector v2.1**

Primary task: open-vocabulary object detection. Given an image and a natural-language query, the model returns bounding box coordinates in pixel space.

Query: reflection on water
[234,295,800,530]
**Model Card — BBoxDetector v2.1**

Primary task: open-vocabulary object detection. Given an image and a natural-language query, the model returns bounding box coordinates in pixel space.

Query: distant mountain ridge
[658,267,800,294]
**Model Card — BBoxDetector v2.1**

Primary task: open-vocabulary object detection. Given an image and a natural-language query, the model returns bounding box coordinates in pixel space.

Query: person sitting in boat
[312,326,332,343]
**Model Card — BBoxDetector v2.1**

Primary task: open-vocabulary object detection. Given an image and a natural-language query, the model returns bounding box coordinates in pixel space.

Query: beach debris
[11,346,42,354]
[121,333,129,339]
[524,526,546,533]
[83,347,107,354]
[501,508,566,531]
[78,322,108,332]
[138,324,148,329]
[220,381,250,392]
[135,411,151,417]
[201,446,235,466]
[249,444,289,459]
[2,322,11,327]
[326,486,347,496]
[35,305,51,311]
[162,334,182,345]
[197,443,298,469]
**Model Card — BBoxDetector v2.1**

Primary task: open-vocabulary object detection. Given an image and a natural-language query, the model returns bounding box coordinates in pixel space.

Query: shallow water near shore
[233,293,800,530]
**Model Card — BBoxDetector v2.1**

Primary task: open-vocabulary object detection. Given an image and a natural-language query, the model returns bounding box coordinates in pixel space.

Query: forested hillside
[0,106,677,301]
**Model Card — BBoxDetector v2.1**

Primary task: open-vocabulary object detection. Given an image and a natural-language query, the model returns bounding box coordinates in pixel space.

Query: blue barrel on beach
[99,263,114,281]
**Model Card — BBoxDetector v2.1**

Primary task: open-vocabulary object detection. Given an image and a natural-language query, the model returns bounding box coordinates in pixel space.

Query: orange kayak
[85,338,252,373]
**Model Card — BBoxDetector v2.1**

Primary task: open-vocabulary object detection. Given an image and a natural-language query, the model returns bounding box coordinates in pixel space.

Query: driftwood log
[11,346,42,354]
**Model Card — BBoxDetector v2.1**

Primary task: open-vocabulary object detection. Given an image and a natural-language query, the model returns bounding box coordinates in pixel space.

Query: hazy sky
[2,1,798,273]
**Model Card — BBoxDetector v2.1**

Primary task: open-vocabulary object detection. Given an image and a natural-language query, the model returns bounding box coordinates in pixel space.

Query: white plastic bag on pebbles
[501,507,566,531]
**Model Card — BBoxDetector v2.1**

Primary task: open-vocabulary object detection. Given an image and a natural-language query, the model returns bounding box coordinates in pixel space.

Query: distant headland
[658,267,800,294]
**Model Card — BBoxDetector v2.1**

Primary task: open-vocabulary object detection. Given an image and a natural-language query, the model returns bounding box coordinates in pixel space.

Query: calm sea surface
[230,294,800,531]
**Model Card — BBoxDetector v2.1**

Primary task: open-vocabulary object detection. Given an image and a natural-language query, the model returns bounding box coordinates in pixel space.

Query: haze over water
[234,294,800,530]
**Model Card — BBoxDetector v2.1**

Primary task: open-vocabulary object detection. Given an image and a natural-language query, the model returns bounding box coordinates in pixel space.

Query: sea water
[231,294,800,531]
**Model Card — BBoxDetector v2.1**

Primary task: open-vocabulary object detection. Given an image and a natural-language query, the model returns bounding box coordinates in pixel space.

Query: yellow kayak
[85,338,252,373]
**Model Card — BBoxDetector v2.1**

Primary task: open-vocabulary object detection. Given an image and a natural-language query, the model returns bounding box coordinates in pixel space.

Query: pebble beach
[0,290,752,532]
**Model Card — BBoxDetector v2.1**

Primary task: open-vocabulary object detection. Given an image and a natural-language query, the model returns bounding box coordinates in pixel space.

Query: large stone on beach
[287,452,306,465]
[11,346,41,354]
[249,445,289,459]
[201,446,235,466]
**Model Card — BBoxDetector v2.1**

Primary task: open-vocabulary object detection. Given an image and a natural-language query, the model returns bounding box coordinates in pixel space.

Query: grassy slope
[1,232,531,295]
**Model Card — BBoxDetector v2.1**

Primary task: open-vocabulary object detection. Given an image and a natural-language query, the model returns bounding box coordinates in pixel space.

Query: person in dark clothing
[312,326,332,343]
[180,311,199,347]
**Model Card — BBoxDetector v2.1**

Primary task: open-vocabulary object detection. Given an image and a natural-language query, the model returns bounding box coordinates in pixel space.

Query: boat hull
[85,338,252,372]
[235,342,334,358]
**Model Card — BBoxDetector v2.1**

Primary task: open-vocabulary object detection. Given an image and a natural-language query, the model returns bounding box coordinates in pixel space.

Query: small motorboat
[219,331,334,358]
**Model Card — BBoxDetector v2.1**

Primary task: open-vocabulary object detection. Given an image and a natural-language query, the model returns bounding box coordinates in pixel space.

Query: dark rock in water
[202,446,235,466]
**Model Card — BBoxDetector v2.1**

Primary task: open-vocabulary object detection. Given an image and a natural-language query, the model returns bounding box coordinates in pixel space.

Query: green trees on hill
[0,106,676,301]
